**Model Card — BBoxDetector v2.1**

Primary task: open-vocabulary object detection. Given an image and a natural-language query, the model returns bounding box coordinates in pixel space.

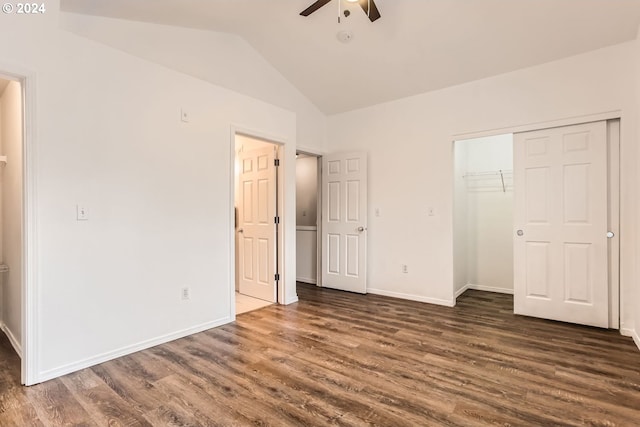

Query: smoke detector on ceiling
[337,30,354,43]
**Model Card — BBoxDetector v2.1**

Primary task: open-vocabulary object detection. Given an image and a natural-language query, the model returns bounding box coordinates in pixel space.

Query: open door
[321,152,368,293]
[513,121,608,328]
[237,145,278,302]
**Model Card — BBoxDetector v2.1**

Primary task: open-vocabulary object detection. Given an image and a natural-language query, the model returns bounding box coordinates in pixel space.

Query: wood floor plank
[1,284,639,426]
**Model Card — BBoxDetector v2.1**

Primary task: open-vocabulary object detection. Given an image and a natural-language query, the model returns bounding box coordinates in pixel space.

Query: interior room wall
[327,41,638,322]
[0,80,23,354]
[0,3,297,383]
[460,135,513,294]
[296,155,318,284]
[59,12,327,153]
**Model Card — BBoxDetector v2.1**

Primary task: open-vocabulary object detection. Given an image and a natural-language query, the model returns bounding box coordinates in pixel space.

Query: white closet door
[513,121,608,328]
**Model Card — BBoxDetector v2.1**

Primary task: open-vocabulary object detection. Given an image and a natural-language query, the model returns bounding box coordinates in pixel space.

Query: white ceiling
[61,0,640,114]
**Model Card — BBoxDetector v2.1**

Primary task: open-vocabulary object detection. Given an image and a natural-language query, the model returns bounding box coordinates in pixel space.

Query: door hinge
[274,158,280,167]
[275,273,280,281]
[274,216,280,224]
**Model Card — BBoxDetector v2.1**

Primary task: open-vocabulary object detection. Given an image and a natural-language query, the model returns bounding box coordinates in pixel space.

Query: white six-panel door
[322,152,368,293]
[513,121,608,328]
[238,146,277,302]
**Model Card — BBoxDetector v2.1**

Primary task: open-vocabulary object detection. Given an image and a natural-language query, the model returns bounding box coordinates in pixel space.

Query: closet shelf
[463,169,512,193]
[0,265,8,273]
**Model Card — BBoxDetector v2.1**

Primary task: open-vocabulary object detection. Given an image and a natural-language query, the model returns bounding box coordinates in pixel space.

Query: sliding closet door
[513,121,608,328]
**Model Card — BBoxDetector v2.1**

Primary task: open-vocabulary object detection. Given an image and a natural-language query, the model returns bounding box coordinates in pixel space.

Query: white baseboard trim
[37,316,232,384]
[284,295,299,305]
[367,288,455,307]
[0,322,22,358]
[454,284,470,299]
[467,284,514,295]
[296,277,317,285]
[621,328,640,351]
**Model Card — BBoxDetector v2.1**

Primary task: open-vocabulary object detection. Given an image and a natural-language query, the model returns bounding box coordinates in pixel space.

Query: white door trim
[452,110,622,141]
[0,64,38,385]
[229,126,288,313]
[607,119,620,329]
[295,149,323,288]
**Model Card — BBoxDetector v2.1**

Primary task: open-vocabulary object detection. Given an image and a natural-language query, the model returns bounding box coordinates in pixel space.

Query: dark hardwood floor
[1,283,640,426]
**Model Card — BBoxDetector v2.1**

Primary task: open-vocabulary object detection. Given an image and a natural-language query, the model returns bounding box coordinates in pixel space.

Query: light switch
[180,108,189,123]
[76,204,89,221]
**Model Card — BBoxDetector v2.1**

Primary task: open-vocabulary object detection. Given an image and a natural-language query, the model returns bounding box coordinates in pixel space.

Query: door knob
[357,226,367,232]
[607,231,615,238]
[516,230,524,236]
[238,228,244,233]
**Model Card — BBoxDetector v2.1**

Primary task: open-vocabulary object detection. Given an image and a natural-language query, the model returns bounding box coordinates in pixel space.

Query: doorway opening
[453,133,514,299]
[295,151,321,290]
[453,119,620,329]
[0,75,24,381]
[233,133,281,315]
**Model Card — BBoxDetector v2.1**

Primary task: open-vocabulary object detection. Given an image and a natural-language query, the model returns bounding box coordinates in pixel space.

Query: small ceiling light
[346,0,359,2]
[337,30,354,43]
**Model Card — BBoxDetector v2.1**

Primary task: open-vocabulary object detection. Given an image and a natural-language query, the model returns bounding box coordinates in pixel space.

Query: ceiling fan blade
[358,0,381,22]
[300,0,332,16]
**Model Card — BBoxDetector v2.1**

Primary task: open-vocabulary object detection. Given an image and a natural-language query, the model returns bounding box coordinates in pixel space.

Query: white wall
[455,135,513,296]
[0,2,298,383]
[327,41,638,320]
[0,80,23,354]
[58,12,327,153]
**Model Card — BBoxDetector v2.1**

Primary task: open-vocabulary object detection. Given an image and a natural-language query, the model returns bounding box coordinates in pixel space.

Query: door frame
[295,149,323,288]
[0,64,37,385]
[230,127,287,315]
[451,111,621,329]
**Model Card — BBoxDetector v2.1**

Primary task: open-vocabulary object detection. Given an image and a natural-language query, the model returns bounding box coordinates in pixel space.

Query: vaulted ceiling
[61,0,640,114]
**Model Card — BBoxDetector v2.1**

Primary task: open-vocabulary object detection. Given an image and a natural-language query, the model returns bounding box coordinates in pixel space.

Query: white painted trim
[0,322,22,358]
[283,295,298,305]
[296,145,326,157]
[367,288,455,307]
[0,63,38,385]
[607,119,620,329]
[454,284,470,299]
[620,328,640,351]
[38,316,232,384]
[296,277,317,285]
[467,284,514,295]
[452,110,622,141]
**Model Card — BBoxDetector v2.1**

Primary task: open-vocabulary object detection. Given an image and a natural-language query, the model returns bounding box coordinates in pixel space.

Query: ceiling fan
[300,0,381,22]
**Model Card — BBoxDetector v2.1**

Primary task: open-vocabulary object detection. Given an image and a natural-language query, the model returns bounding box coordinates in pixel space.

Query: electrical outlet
[181,287,190,300]
[375,208,380,217]
[427,207,435,216]
[402,264,408,274]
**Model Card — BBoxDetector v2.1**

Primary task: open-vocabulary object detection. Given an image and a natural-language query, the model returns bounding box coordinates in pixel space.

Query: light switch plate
[76,204,89,221]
